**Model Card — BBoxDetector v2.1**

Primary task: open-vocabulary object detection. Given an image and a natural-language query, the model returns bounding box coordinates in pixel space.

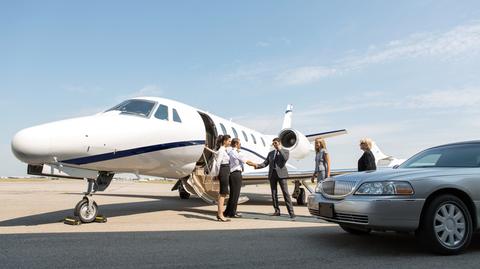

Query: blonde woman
[311,138,331,183]
[358,138,377,171]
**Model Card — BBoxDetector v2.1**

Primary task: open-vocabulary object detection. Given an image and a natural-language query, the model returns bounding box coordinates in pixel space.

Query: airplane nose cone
[11,126,52,164]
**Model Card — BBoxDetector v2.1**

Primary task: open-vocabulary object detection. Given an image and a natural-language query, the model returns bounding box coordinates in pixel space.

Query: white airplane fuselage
[12,97,273,179]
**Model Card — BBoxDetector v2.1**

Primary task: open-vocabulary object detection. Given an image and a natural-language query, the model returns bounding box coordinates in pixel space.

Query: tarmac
[1,179,480,268]
[0,179,334,234]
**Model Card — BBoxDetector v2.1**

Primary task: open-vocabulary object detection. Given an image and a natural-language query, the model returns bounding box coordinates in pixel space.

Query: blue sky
[2,1,480,176]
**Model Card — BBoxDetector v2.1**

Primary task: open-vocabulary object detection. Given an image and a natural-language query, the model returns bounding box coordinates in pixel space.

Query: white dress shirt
[229,148,246,172]
[217,146,231,165]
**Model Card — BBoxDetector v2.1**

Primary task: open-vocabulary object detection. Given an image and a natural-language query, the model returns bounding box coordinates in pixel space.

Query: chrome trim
[320,179,358,199]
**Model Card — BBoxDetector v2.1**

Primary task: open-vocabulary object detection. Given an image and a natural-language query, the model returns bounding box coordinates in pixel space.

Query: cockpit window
[106,99,156,118]
[155,104,169,121]
[172,108,182,123]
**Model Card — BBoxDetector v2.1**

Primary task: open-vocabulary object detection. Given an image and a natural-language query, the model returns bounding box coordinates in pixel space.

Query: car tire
[340,224,371,235]
[416,194,473,255]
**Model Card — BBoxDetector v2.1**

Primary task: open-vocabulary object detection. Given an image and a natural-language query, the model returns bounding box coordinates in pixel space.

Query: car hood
[332,168,471,183]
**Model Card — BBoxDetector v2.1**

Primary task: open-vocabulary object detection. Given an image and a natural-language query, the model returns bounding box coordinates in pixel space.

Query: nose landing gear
[74,178,99,223]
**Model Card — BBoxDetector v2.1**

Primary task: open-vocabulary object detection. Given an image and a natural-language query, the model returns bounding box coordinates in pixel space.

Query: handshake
[246,161,258,169]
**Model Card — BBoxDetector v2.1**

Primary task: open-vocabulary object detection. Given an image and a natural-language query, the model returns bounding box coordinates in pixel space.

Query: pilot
[215,134,232,222]
[312,138,331,183]
[247,138,295,220]
[358,138,377,171]
[224,138,247,218]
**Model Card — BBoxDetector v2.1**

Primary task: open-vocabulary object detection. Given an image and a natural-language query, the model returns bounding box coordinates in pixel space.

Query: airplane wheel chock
[63,215,107,225]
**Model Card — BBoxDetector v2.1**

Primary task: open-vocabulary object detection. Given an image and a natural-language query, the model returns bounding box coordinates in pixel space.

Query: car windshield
[106,99,156,118]
[400,144,480,168]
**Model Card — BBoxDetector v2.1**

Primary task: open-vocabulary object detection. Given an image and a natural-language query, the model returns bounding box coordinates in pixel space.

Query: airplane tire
[179,190,191,199]
[74,198,98,223]
[296,188,306,206]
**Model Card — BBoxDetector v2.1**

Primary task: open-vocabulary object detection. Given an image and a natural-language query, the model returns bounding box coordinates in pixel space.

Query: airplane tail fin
[281,104,293,129]
[371,141,406,167]
[371,141,389,161]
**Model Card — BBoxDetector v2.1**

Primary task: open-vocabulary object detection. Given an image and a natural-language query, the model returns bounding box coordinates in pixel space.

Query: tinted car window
[106,99,156,117]
[154,104,169,120]
[401,144,480,168]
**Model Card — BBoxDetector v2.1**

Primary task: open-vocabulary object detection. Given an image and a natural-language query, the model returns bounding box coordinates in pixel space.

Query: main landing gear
[73,172,113,223]
[292,179,314,206]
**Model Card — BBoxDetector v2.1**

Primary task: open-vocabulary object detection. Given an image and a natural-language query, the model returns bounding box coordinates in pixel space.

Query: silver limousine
[308,141,480,255]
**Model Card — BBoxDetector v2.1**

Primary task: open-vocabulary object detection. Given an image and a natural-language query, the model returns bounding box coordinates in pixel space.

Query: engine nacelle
[278,128,312,160]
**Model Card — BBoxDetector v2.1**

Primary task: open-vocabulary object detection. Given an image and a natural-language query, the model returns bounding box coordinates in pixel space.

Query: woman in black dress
[358,138,377,172]
[215,135,232,221]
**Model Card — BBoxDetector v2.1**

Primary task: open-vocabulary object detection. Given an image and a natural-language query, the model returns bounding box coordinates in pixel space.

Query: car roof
[430,140,480,149]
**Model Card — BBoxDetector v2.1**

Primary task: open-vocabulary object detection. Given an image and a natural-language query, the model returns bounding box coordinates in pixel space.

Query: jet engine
[278,128,312,160]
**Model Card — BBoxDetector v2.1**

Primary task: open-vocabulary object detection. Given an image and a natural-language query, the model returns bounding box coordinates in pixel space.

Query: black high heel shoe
[216,215,230,222]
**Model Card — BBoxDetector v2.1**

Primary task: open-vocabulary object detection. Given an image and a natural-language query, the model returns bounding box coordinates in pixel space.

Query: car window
[172,108,182,123]
[154,104,169,121]
[106,99,156,118]
[400,144,480,168]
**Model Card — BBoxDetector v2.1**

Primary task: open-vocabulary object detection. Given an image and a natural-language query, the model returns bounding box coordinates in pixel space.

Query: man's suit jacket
[257,148,289,179]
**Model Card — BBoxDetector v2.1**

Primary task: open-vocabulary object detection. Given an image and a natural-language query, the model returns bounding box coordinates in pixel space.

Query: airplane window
[242,131,249,142]
[106,99,156,118]
[251,134,257,144]
[220,123,227,135]
[172,108,182,123]
[231,127,238,139]
[260,137,266,147]
[154,104,169,121]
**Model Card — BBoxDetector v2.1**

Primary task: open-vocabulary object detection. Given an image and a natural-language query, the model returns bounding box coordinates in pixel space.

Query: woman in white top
[224,138,248,218]
[216,134,232,222]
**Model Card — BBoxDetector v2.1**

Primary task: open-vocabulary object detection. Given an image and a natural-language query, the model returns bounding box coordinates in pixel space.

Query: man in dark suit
[247,138,295,219]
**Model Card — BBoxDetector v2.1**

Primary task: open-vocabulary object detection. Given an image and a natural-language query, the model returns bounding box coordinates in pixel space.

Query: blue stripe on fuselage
[62,140,206,165]
[241,147,267,160]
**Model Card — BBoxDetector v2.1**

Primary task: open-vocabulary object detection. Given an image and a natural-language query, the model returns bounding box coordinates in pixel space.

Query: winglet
[282,104,293,129]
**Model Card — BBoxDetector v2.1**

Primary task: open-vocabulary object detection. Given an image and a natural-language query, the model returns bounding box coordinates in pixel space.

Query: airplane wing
[305,129,348,142]
[242,168,354,184]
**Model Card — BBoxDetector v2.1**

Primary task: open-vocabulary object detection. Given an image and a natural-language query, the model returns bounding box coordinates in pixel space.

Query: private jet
[11,97,397,223]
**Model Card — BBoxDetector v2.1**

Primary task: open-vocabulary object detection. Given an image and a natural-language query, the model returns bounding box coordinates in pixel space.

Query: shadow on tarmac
[0,191,315,226]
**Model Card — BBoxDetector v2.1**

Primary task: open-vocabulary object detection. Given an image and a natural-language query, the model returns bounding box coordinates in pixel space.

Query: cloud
[275,66,337,85]
[256,41,270,47]
[224,22,480,86]
[117,85,164,101]
[64,85,103,94]
[343,22,480,70]
[406,88,480,109]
